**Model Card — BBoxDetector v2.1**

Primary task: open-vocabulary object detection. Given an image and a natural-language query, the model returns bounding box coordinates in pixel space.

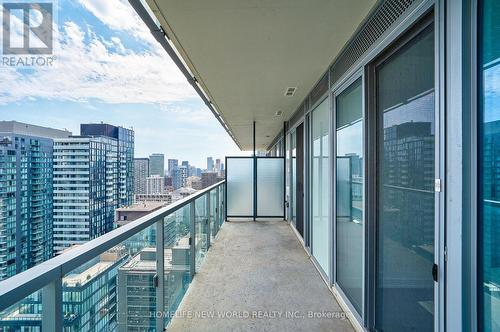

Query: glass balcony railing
[0,181,225,332]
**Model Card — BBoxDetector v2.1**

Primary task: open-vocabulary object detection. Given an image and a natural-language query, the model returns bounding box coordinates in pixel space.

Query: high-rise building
[53,124,134,254]
[172,165,188,190]
[206,157,214,171]
[182,161,190,176]
[167,159,178,176]
[149,153,165,176]
[53,136,117,253]
[117,244,190,331]
[0,249,127,331]
[215,158,221,174]
[81,124,135,207]
[189,166,197,178]
[164,175,173,188]
[134,158,149,196]
[0,121,71,280]
[146,175,165,194]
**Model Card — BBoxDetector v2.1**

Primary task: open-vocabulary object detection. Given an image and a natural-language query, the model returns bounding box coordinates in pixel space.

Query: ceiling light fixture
[284,87,297,96]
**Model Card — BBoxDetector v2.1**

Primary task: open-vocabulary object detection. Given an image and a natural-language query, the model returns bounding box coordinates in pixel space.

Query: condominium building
[146,175,165,194]
[206,157,214,171]
[81,124,134,207]
[134,158,149,196]
[53,136,118,253]
[117,244,189,332]
[149,153,165,176]
[215,158,221,174]
[0,121,71,280]
[0,250,127,331]
[53,124,134,254]
[167,159,178,176]
[172,166,188,190]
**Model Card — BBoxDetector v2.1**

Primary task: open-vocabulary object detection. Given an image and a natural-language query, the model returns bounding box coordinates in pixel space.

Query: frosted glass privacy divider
[226,157,254,217]
[257,158,285,217]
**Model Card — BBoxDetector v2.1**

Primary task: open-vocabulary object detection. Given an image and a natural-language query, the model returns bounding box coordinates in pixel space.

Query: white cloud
[0,20,196,105]
[0,0,196,105]
[75,0,159,47]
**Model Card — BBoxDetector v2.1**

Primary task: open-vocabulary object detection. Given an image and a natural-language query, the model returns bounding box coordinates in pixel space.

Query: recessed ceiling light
[284,87,297,96]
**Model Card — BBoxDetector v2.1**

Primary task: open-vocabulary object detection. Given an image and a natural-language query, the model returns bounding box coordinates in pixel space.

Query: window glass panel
[164,205,191,327]
[376,24,435,332]
[226,158,253,216]
[257,158,284,216]
[311,98,330,276]
[480,0,500,330]
[336,78,363,314]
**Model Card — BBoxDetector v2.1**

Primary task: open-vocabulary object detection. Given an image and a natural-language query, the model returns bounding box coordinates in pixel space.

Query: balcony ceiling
[146,0,377,150]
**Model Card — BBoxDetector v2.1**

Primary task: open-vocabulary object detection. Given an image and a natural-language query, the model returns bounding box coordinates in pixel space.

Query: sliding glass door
[479,0,500,330]
[374,19,436,332]
[335,78,363,315]
[311,98,330,277]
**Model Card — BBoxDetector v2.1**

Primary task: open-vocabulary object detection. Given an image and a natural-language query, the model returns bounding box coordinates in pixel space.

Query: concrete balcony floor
[168,220,355,332]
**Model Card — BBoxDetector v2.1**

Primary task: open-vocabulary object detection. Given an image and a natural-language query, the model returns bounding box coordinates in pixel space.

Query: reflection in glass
[195,195,209,270]
[257,158,285,216]
[210,189,217,240]
[163,205,192,327]
[336,78,363,314]
[311,99,330,276]
[376,25,435,332]
[480,0,500,330]
[226,158,254,216]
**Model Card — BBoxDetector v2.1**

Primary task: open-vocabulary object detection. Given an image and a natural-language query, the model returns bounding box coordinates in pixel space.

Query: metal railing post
[216,186,220,232]
[156,218,165,331]
[206,192,211,249]
[42,278,62,332]
[190,201,196,276]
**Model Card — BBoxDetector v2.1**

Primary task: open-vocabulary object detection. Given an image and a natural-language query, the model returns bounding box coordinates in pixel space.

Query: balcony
[166,219,353,332]
[0,181,227,331]
[0,0,496,331]
[0,179,354,331]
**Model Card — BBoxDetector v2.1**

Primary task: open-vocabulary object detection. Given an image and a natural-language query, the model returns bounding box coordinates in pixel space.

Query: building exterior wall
[0,123,70,280]
[134,158,149,196]
[201,172,218,189]
[167,159,178,176]
[172,166,187,190]
[146,175,165,194]
[149,153,165,176]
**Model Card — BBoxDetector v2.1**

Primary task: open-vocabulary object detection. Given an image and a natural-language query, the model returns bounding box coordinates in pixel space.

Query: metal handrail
[0,180,225,311]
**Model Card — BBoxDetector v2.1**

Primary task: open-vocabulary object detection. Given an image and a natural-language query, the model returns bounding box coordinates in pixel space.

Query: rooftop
[115,202,166,212]
[0,121,72,139]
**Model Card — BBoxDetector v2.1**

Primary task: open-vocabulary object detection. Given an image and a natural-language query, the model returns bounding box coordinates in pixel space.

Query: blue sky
[0,0,245,167]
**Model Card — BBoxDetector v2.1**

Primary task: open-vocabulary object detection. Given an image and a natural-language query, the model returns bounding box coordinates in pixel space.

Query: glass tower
[0,121,71,280]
